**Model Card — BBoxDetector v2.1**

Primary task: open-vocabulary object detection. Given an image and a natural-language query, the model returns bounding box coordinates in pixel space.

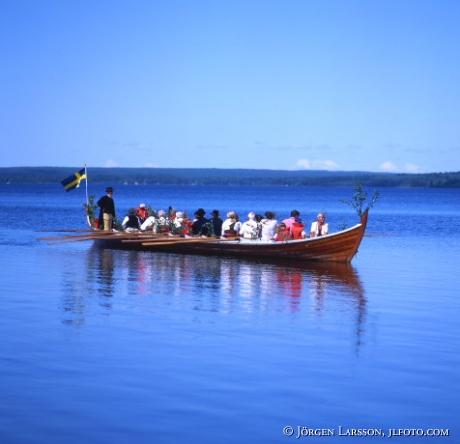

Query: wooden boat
[83,210,369,263]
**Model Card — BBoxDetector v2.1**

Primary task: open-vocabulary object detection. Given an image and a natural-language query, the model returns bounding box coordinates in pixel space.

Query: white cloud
[105,159,119,167]
[144,163,160,168]
[296,159,312,169]
[295,158,339,170]
[380,161,398,172]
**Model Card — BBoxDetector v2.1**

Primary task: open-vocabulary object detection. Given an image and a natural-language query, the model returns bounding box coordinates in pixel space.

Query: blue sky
[1,0,459,173]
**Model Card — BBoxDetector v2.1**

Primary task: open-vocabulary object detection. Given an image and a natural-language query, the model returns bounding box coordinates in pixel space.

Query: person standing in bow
[97,187,116,230]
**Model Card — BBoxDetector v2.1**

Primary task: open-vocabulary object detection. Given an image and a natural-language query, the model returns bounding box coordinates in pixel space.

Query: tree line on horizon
[0,167,459,188]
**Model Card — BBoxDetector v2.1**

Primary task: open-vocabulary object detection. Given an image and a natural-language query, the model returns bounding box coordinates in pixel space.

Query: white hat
[176,211,184,218]
[140,203,146,208]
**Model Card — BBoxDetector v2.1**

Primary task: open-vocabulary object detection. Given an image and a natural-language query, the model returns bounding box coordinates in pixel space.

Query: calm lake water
[0,183,459,443]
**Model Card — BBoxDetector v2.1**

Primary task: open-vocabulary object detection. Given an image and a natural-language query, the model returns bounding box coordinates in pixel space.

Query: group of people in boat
[97,187,328,241]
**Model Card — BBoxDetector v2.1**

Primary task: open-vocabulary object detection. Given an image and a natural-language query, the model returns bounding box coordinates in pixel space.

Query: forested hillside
[1,167,459,187]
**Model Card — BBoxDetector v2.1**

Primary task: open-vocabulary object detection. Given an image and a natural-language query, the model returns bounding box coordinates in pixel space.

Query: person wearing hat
[191,208,209,236]
[97,187,116,230]
[210,209,223,237]
[137,203,149,224]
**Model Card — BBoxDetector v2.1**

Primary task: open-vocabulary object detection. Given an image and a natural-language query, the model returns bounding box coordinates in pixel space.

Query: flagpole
[84,164,91,228]
[84,163,88,207]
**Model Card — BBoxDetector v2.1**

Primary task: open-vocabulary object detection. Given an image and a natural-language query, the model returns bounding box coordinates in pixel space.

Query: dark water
[0,184,459,443]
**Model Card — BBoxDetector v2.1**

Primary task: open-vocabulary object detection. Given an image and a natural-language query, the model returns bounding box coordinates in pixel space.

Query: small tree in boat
[340,183,380,217]
[83,195,98,227]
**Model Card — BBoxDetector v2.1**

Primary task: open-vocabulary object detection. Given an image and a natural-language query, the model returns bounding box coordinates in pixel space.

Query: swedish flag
[61,168,87,192]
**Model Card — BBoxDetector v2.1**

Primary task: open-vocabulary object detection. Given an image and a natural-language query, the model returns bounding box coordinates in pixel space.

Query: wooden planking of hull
[90,210,369,263]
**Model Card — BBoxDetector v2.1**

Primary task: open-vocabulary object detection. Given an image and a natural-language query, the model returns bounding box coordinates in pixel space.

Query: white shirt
[260,219,278,240]
[310,221,329,236]
[239,219,260,239]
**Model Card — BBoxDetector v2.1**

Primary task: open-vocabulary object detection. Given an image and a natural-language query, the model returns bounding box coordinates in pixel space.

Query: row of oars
[37,230,168,245]
[123,236,239,247]
[37,230,238,246]
[38,230,389,246]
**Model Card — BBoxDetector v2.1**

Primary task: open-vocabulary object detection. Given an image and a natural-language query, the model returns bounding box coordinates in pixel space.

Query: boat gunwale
[88,210,369,263]
[90,219,364,246]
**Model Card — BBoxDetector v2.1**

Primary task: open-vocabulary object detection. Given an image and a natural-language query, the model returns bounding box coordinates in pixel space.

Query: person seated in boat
[192,208,209,236]
[291,217,307,239]
[239,212,261,240]
[171,211,188,235]
[156,209,170,233]
[310,213,329,238]
[140,209,165,232]
[233,213,242,234]
[282,210,301,236]
[156,209,167,224]
[274,222,290,242]
[210,210,223,237]
[140,215,156,231]
[122,208,141,232]
[260,211,278,241]
[137,203,149,224]
[181,216,194,236]
[221,211,241,237]
[173,211,185,228]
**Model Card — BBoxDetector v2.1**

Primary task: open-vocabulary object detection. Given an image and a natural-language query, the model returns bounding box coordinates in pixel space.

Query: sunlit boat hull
[90,210,368,263]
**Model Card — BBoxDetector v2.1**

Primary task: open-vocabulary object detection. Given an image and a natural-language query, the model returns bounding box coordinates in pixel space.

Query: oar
[142,237,238,246]
[43,232,118,244]
[48,236,142,245]
[38,229,143,242]
[121,234,189,243]
[48,238,96,244]
[38,234,94,241]
[37,231,118,241]
[36,229,93,233]
[122,235,180,243]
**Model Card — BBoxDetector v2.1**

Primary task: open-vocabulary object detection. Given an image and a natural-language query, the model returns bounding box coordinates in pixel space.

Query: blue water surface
[0,184,459,443]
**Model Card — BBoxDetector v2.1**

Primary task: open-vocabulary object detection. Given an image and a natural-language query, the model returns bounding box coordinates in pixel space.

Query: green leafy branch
[83,194,98,224]
[340,183,380,217]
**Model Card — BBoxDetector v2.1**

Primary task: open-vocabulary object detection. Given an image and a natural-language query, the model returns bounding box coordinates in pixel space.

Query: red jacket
[291,222,305,240]
[137,208,149,220]
[275,227,292,241]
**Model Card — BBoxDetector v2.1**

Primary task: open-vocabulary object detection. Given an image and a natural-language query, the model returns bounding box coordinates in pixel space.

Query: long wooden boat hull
[89,211,369,263]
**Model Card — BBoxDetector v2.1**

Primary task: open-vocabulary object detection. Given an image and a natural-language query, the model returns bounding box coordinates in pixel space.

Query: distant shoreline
[0,167,459,188]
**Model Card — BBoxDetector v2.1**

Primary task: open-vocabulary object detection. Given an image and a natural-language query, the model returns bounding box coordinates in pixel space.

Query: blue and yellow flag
[61,168,87,192]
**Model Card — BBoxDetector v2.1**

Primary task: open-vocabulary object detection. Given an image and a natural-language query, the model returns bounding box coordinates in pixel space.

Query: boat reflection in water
[61,246,367,344]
